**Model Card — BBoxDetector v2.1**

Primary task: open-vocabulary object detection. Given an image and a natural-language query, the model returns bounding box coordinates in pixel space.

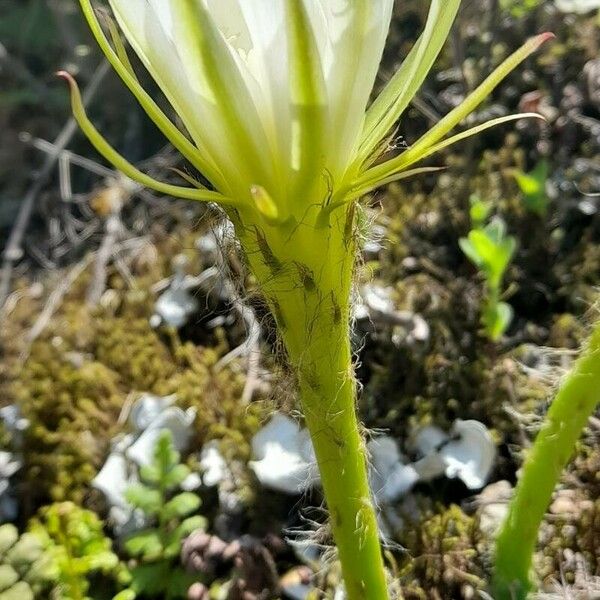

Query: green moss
[94,313,176,393]
[539,496,600,584]
[13,343,123,505]
[399,504,487,599]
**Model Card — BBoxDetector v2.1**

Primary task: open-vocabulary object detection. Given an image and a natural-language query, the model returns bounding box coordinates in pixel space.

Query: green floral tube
[236,204,389,599]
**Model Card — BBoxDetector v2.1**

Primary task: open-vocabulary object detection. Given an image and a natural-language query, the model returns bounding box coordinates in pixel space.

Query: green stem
[295,317,388,600]
[492,319,600,599]
[235,203,389,600]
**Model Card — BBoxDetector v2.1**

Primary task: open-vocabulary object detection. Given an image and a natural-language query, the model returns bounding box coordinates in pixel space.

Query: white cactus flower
[64,1,549,223]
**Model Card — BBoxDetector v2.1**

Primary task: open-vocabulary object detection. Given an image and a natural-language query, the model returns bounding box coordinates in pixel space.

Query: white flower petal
[106,0,394,205]
[108,0,265,197]
[92,452,131,509]
[368,437,419,503]
[126,407,196,466]
[199,441,229,487]
[316,0,394,180]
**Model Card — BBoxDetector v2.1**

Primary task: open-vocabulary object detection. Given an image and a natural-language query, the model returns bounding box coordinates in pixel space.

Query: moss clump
[94,313,177,393]
[539,494,600,585]
[399,504,487,599]
[1,227,270,514]
[12,343,123,506]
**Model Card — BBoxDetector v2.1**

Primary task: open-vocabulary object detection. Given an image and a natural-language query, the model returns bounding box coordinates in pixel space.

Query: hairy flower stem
[492,319,600,600]
[235,203,389,600]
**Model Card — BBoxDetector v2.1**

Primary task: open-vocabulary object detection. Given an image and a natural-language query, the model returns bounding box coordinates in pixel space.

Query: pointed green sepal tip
[529,32,556,47]
[251,185,280,222]
[56,70,233,206]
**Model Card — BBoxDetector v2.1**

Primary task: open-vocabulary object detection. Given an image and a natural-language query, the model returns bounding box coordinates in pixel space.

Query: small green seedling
[512,159,549,217]
[460,217,517,341]
[117,431,206,600]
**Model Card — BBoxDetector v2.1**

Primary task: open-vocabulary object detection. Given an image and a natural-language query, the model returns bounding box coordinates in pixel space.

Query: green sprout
[117,431,206,600]
[460,217,517,341]
[493,319,600,599]
[512,159,550,217]
[62,1,552,596]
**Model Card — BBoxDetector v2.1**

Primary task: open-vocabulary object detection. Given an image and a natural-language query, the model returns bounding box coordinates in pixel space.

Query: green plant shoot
[493,318,600,599]
[118,431,205,600]
[63,1,552,596]
[512,159,550,216]
[460,217,517,341]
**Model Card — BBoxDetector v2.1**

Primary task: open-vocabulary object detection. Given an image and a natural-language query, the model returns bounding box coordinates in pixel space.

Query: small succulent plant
[28,502,122,600]
[0,523,58,600]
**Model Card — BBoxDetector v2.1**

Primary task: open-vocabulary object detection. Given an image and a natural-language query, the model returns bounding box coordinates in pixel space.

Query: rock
[477,481,513,537]
[440,420,496,490]
[249,414,319,495]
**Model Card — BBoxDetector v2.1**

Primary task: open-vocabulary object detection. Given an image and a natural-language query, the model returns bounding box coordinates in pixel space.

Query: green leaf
[124,485,162,515]
[0,581,34,600]
[127,561,171,596]
[162,464,190,490]
[484,218,507,244]
[113,590,136,600]
[163,516,207,559]
[162,493,201,521]
[153,431,179,476]
[139,464,161,486]
[0,525,19,556]
[513,159,549,216]
[459,237,483,269]
[58,71,232,205]
[486,302,514,341]
[124,530,164,561]
[469,195,492,228]
[461,219,516,289]
[0,565,19,592]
